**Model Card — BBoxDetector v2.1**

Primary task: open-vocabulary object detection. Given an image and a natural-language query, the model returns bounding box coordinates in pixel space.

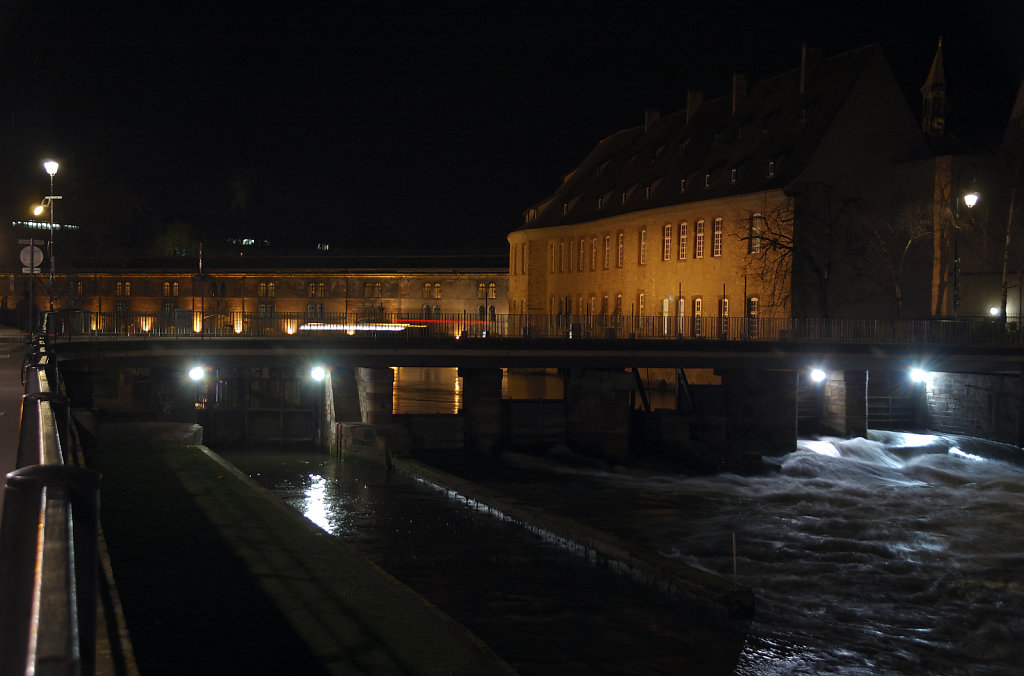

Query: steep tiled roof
[519,44,888,231]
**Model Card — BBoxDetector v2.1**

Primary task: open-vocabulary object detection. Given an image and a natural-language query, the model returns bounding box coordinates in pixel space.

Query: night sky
[2,1,1022,256]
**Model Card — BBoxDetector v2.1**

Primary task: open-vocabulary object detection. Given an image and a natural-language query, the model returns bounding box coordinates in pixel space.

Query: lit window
[308,281,317,297]
[162,281,170,297]
[750,213,763,253]
[767,160,775,177]
[578,239,585,272]
[713,218,723,257]
[695,220,705,258]
[478,283,486,299]
[364,283,373,298]
[615,294,623,315]
[267,282,275,298]
[590,238,597,270]
[693,297,703,337]
[638,292,645,316]
[423,282,432,298]
[616,232,624,268]
[730,168,737,183]
[317,282,325,297]
[488,282,496,299]
[172,282,179,297]
[644,185,651,199]
[704,171,711,188]
[639,228,647,265]
[115,282,122,297]
[678,222,688,260]
[258,282,267,298]
[603,235,611,269]
[434,283,442,299]
[680,178,686,192]
[662,224,672,261]
[374,282,383,298]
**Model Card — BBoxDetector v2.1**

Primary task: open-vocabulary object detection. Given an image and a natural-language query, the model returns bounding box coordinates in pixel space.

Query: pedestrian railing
[0,331,100,676]
[47,308,1024,347]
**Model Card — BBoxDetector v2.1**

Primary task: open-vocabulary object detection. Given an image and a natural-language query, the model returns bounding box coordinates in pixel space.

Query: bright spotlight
[188,366,205,382]
[909,368,928,384]
[989,306,1000,316]
[310,366,327,381]
[810,368,826,383]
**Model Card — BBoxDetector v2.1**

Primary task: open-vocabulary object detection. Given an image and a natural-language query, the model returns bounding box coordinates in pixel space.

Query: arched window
[489,306,496,321]
[433,283,442,299]
[693,297,703,338]
[423,282,432,298]
[488,282,496,299]
[172,282,179,297]
[478,305,486,319]
[477,283,486,299]
[162,281,170,296]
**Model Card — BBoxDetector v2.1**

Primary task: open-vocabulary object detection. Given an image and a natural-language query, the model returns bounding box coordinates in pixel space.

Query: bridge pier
[458,368,503,454]
[356,367,394,424]
[720,369,797,461]
[821,370,868,438]
[563,369,632,463]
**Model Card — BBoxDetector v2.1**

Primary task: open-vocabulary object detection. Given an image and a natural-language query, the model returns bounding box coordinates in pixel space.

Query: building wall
[509,190,792,322]
[21,268,509,321]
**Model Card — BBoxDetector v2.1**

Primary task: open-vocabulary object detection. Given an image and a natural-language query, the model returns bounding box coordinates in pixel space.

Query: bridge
[3,312,1024,674]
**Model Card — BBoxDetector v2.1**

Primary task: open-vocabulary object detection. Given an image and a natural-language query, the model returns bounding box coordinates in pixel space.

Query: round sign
[19,245,44,269]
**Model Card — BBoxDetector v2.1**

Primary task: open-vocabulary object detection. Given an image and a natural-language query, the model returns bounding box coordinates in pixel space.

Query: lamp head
[963,191,979,209]
[33,204,45,216]
[43,160,59,177]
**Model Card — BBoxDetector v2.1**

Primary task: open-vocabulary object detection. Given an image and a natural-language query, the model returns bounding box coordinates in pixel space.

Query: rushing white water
[564,432,1024,675]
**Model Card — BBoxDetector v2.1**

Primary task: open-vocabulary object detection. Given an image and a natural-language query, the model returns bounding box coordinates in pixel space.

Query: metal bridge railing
[47,308,1024,347]
[0,332,100,676]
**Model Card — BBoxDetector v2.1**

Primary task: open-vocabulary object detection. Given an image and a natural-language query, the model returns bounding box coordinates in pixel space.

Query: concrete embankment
[394,458,756,621]
[92,425,515,676]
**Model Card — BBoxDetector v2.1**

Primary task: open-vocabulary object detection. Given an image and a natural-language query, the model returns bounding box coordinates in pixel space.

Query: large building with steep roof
[508,43,973,328]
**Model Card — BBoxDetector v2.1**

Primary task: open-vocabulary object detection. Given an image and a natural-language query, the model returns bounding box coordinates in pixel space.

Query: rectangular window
[603,236,611,269]
[549,243,556,273]
[578,239,585,272]
[678,222,688,260]
[639,228,647,265]
[521,243,527,274]
[616,233,624,268]
[750,214,763,253]
[559,242,566,272]
[591,238,597,270]
[693,297,703,338]
[662,224,672,261]
[713,217,723,257]
[638,293,645,316]
[695,220,705,258]
[615,294,622,315]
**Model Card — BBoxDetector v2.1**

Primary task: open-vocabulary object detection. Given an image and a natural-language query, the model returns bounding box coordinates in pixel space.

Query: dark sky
[2,0,1023,256]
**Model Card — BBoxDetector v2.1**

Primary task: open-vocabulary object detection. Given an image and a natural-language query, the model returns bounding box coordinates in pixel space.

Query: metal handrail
[49,309,1024,347]
[0,333,99,676]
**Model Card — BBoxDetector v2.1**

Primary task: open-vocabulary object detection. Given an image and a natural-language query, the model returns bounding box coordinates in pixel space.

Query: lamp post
[32,160,61,312]
[952,163,979,319]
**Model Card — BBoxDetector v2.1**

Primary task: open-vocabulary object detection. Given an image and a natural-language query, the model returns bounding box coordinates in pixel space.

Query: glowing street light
[310,365,327,381]
[188,365,206,382]
[810,367,827,383]
[952,164,979,319]
[33,160,62,312]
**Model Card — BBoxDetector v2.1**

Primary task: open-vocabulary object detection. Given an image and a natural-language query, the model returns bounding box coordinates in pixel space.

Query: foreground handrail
[0,334,100,676]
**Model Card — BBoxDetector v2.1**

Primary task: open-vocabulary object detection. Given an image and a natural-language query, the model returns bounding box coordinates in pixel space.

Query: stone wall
[923,373,1023,445]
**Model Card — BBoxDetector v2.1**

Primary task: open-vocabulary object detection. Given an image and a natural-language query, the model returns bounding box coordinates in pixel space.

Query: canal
[222,368,1024,675]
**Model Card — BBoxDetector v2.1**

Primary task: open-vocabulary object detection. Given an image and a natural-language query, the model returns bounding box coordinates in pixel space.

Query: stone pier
[822,369,867,438]
[720,369,797,460]
[459,368,503,454]
[563,368,633,463]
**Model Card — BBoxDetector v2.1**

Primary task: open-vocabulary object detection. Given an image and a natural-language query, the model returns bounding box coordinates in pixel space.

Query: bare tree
[859,201,933,319]
[740,182,860,319]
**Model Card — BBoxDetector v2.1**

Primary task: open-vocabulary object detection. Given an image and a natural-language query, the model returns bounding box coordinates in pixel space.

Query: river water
[221,369,1024,675]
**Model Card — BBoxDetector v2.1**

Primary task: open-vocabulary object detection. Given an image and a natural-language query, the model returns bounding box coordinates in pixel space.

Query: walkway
[0,326,27,526]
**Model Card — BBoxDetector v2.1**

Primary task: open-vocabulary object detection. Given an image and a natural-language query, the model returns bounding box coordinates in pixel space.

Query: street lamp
[32,160,61,312]
[952,164,979,319]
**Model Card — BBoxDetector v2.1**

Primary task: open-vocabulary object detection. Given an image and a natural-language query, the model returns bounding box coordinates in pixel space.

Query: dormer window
[562,202,569,215]
[680,178,687,193]
[598,196,604,209]
[704,171,711,189]
[730,168,738,183]
[621,191,627,205]
[644,185,651,200]
[767,160,776,178]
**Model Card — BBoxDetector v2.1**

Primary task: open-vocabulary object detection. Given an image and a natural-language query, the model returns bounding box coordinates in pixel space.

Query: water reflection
[302,473,330,531]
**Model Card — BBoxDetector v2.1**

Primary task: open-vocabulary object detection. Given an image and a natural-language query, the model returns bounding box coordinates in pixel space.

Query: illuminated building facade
[508,43,1003,323]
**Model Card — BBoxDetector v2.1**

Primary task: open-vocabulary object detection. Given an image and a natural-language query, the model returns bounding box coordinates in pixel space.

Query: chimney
[732,73,748,115]
[644,108,660,133]
[800,43,822,94]
[686,89,703,124]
